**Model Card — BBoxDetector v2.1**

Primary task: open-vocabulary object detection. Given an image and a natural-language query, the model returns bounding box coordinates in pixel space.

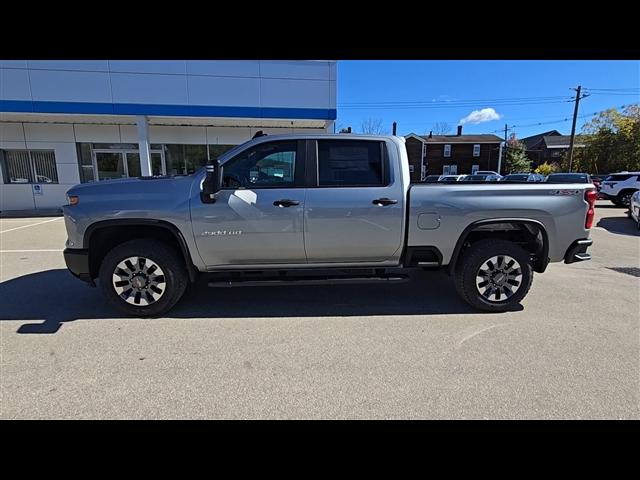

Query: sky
[336,61,640,139]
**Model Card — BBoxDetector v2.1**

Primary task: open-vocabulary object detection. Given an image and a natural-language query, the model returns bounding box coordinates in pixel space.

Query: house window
[443,165,457,175]
[444,144,451,157]
[409,165,415,173]
[472,165,479,174]
[1,149,58,184]
[473,144,480,157]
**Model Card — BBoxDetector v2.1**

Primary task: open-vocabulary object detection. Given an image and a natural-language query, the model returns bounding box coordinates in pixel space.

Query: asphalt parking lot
[1,201,638,419]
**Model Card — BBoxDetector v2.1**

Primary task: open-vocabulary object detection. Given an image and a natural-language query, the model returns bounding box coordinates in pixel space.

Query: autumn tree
[534,162,557,176]
[504,133,532,174]
[565,104,640,173]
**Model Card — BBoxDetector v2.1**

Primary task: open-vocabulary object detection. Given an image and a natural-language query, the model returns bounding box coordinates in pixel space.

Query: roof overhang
[0,111,329,129]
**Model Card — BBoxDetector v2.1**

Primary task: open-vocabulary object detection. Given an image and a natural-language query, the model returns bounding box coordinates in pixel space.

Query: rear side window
[604,174,635,181]
[317,140,389,187]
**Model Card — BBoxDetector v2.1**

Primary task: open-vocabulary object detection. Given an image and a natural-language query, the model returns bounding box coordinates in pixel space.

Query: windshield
[464,175,487,181]
[504,174,529,181]
[424,175,440,183]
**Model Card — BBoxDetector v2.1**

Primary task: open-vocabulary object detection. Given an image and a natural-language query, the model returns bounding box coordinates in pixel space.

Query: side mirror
[200,160,221,203]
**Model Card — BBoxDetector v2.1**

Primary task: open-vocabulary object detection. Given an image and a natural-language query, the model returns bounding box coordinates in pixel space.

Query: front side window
[1,149,58,184]
[222,140,298,188]
[317,140,387,187]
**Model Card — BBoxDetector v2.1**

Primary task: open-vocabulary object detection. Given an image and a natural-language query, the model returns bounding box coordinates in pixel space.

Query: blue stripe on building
[0,100,337,120]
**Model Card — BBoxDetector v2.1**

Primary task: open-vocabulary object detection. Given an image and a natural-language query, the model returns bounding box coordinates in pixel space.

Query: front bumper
[564,239,593,264]
[63,248,95,286]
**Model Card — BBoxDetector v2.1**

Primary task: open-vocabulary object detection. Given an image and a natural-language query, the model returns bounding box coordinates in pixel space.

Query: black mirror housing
[201,160,221,203]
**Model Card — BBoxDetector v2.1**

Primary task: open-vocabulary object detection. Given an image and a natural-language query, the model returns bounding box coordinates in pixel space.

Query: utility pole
[568,85,587,172]
[498,123,509,175]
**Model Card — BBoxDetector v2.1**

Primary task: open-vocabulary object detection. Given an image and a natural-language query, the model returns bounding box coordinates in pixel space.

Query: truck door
[191,140,307,267]
[304,139,405,264]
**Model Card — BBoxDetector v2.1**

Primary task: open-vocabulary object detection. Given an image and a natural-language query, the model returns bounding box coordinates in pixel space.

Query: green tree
[504,134,532,174]
[576,104,639,174]
[534,162,556,176]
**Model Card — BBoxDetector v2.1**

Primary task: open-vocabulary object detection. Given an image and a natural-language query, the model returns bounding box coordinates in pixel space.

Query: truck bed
[407,183,593,265]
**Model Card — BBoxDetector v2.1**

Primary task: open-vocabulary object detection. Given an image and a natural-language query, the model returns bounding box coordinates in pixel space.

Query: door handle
[372,198,398,206]
[273,199,300,208]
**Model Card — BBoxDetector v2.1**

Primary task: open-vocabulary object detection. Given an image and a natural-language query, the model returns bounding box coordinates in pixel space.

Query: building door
[125,151,165,177]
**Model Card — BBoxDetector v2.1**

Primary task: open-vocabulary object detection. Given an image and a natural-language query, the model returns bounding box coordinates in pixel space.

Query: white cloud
[459,108,502,125]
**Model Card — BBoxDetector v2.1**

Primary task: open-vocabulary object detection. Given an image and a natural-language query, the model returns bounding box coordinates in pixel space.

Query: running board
[208,275,409,288]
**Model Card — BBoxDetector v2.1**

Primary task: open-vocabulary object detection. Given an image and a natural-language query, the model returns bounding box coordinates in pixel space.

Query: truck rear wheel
[455,239,533,312]
[99,239,188,317]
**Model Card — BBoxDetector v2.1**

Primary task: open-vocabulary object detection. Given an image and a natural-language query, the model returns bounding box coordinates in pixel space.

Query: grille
[607,267,640,278]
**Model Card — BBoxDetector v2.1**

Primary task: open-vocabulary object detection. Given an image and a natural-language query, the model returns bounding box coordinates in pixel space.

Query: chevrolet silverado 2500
[62,134,596,316]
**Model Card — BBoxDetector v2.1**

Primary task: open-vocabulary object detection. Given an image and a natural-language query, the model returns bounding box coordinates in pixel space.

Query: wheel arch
[448,218,550,275]
[84,219,198,282]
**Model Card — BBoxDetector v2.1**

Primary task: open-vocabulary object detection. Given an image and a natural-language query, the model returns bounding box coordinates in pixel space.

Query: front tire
[99,239,188,317]
[454,239,533,312]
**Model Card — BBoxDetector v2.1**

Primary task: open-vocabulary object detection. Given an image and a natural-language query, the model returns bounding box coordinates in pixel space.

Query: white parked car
[629,190,640,230]
[476,170,503,179]
[599,172,640,207]
[438,174,467,183]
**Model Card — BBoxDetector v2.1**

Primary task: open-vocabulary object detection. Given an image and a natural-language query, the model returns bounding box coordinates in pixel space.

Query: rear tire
[99,239,188,317]
[617,191,635,208]
[454,239,533,312]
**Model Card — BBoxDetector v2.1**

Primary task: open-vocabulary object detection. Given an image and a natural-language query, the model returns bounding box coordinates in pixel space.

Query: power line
[488,104,630,133]
[339,95,571,106]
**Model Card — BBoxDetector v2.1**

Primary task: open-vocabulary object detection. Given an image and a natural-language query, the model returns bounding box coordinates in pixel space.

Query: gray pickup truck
[62,134,596,316]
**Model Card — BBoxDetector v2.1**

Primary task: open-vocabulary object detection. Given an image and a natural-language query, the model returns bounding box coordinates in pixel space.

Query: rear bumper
[564,239,593,264]
[63,248,95,285]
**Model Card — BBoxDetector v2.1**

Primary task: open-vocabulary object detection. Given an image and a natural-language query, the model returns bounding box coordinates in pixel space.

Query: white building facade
[0,60,337,212]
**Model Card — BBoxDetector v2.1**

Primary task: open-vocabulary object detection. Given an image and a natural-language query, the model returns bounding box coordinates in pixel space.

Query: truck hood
[65,175,200,218]
[67,175,198,198]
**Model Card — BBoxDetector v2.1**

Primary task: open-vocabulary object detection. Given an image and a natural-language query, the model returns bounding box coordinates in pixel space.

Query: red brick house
[520,130,587,167]
[404,126,503,182]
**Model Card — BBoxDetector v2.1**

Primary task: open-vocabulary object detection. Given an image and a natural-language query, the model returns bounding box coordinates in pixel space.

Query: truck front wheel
[454,239,533,312]
[99,239,188,317]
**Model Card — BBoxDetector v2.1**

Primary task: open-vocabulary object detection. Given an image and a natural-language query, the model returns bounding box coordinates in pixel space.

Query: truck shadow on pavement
[596,216,639,237]
[0,268,510,334]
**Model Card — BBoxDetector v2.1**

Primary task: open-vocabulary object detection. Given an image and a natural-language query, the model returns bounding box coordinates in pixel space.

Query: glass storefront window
[165,144,208,176]
[208,144,235,162]
[76,142,238,182]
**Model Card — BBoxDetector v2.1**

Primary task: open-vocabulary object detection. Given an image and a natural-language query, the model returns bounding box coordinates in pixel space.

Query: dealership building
[0,60,336,212]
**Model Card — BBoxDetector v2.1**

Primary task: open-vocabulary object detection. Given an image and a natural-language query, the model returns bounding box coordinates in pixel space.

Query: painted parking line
[0,249,64,253]
[0,217,62,234]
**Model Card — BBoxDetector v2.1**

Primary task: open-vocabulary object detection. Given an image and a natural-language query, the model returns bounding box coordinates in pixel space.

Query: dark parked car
[424,175,441,183]
[502,173,545,183]
[462,174,501,182]
[545,173,592,184]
